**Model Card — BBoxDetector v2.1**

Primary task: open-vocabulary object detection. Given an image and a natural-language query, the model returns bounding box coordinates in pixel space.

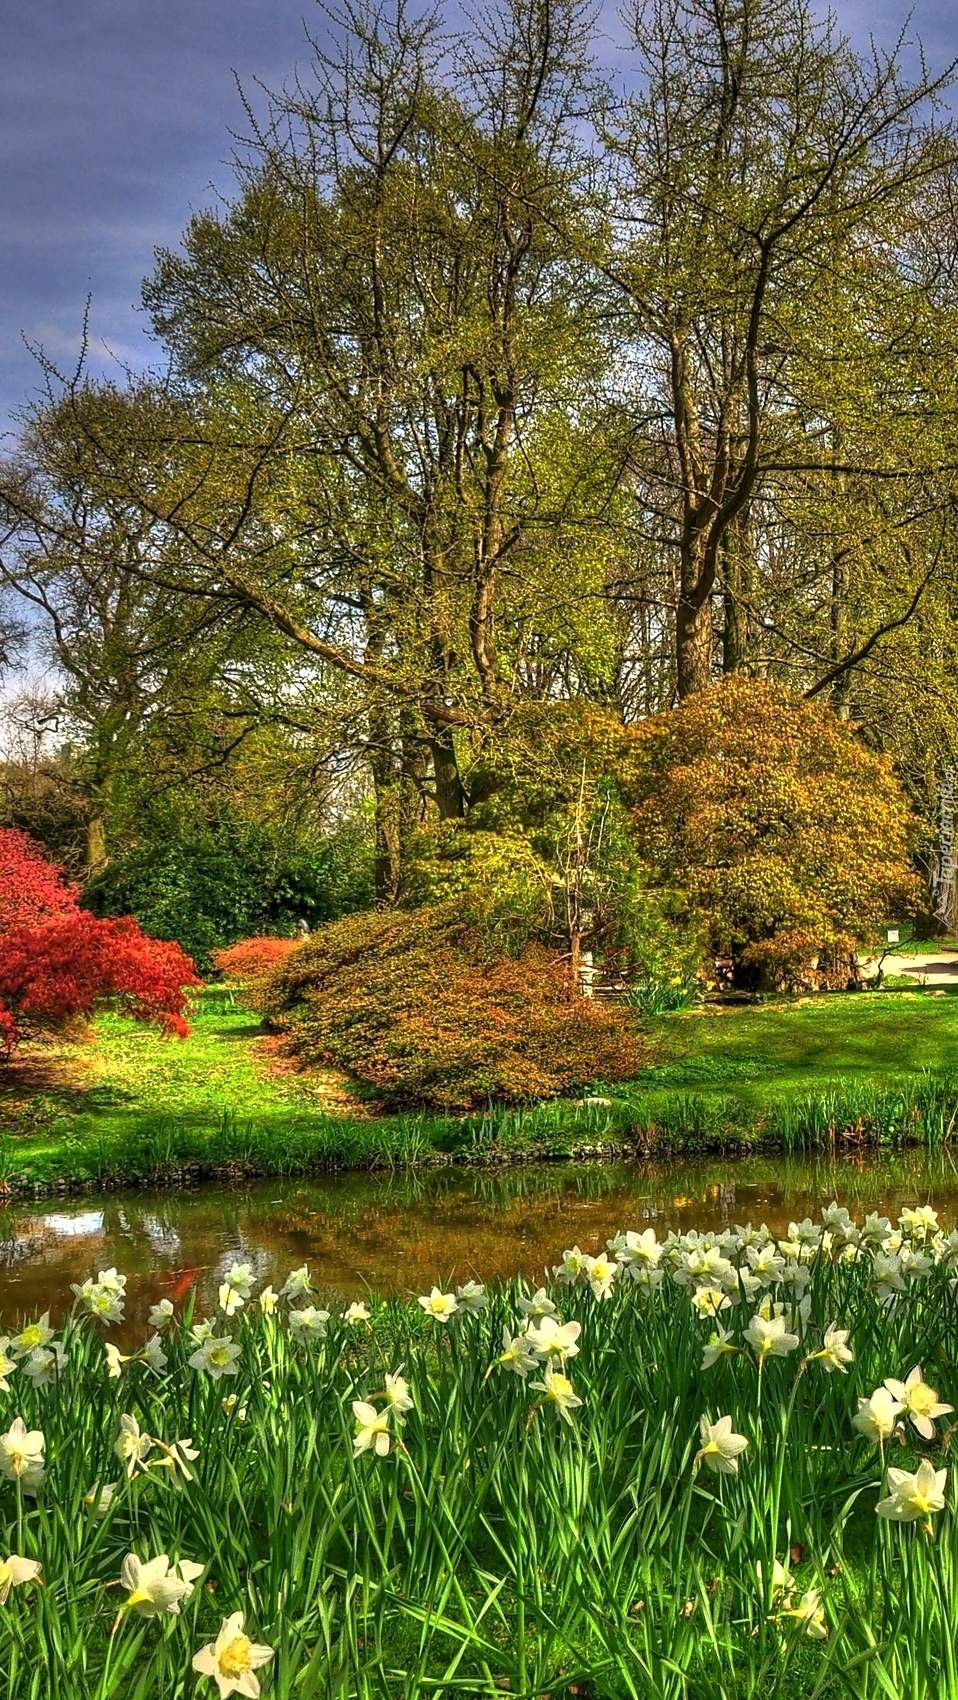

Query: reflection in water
[1,1148,957,1328]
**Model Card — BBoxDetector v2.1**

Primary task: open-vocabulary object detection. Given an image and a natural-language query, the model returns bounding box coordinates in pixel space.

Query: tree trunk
[676,590,715,698]
[721,516,752,674]
[372,769,402,902]
[830,555,852,720]
[427,724,465,820]
[84,811,109,881]
[367,713,402,902]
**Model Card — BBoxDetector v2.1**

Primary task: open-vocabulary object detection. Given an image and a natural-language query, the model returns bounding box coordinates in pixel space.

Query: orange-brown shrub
[212,936,299,983]
[256,905,647,1111]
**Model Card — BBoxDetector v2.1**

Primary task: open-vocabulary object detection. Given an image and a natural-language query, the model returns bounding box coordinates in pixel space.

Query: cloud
[1,0,955,435]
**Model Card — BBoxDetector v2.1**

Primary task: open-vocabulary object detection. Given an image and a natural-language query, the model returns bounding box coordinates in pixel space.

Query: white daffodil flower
[155,1437,201,1485]
[899,1205,939,1238]
[258,1286,278,1316]
[757,1557,793,1605]
[583,1253,618,1301]
[114,1414,153,1477]
[702,1323,739,1370]
[516,1288,558,1320]
[456,1281,487,1313]
[0,1419,44,1488]
[787,1219,820,1247]
[192,1611,274,1699]
[380,1372,414,1416]
[494,1328,539,1378]
[852,1388,902,1446]
[288,1306,330,1342]
[531,1365,583,1425]
[218,1284,246,1318]
[695,1415,749,1475]
[189,1337,242,1378]
[613,1228,663,1275]
[344,1302,371,1325]
[222,1395,248,1420]
[104,1343,131,1378]
[876,1460,948,1524]
[20,1342,67,1386]
[810,1324,854,1373]
[280,1265,312,1300]
[120,1552,198,1616]
[781,1588,828,1639]
[883,1367,954,1441]
[87,1286,127,1325]
[83,1481,118,1519]
[744,1312,799,1363]
[223,1263,254,1298]
[352,1401,391,1456]
[417,1288,458,1322]
[524,1316,581,1364]
[142,1335,169,1374]
[552,1247,588,1287]
[862,1213,893,1246]
[0,1339,16,1392]
[690,1284,733,1318]
[0,1555,40,1604]
[746,1245,786,1285]
[148,1299,175,1330]
[9,1314,54,1360]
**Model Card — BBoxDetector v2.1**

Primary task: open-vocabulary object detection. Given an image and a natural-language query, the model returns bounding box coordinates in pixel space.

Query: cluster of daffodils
[118,1554,273,1698]
[0,1309,68,1389]
[352,1371,415,1456]
[61,1260,380,1389]
[0,1197,951,1695]
[487,1286,585,1423]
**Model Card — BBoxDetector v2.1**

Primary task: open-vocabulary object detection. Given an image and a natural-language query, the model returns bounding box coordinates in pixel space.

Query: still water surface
[2,1149,958,1326]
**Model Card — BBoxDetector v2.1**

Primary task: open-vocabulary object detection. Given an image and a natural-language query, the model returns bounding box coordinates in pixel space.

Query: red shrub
[0,828,201,1051]
[212,936,299,982]
[0,827,79,931]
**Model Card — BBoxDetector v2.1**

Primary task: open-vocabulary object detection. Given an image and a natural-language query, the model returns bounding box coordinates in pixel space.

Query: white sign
[886,929,900,944]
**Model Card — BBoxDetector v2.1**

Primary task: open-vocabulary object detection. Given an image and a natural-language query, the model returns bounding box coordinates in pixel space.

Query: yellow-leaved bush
[626,678,921,988]
[254,904,647,1111]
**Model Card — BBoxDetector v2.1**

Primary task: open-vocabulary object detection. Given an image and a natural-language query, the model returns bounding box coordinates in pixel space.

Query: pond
[1,1146,958,1328]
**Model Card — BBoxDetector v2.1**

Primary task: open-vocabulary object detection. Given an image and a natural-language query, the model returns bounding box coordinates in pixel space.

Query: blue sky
[1,0,956,437]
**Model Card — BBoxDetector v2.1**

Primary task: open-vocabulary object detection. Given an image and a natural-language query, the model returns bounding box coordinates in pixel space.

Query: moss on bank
[1,988,957,1196]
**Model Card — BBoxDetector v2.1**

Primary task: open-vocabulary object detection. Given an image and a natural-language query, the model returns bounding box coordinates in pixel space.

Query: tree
[627,677,920,985]
[0,386,287,878]
[596,0,957,697]
[31,0,615,896]
[0,827,199,1050]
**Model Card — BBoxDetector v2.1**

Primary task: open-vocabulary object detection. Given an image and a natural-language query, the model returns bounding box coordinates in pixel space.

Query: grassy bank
[3,1205,957,1697]
[2,989,958,1193]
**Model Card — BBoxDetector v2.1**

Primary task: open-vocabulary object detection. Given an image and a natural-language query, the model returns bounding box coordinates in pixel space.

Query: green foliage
[257,904,648,1111]
[625,976,701,1017]
[89,806,373,972]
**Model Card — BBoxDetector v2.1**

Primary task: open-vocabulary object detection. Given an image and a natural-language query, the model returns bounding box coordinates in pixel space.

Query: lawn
[2,987,958,1192]
[638,992,958,1101]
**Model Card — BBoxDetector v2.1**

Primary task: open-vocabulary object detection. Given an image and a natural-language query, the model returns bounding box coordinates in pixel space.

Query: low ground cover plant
[256,905,646,1109]
[1,1203,957,1696]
